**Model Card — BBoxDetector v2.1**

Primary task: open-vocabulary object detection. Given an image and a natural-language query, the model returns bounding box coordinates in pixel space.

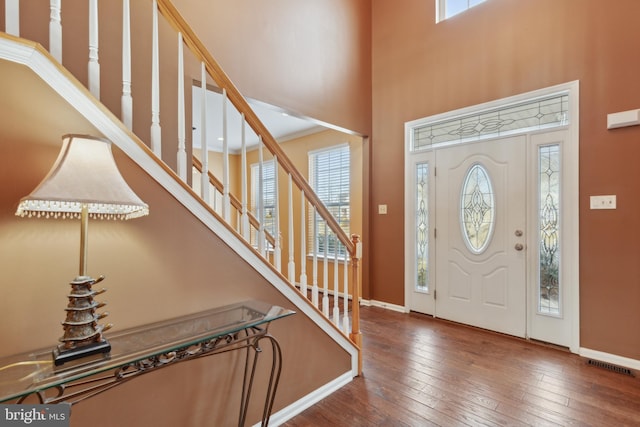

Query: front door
[434,136,526,337]
[405,83,579,351]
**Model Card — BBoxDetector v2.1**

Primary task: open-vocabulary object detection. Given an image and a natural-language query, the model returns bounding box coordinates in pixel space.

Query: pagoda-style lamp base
[54,275,112,367]
[53,339,111,366]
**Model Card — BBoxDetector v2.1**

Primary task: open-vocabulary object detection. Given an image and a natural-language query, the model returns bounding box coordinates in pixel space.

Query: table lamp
[16,134,149,366]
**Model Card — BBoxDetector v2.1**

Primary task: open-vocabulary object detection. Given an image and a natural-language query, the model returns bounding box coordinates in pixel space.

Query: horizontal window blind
[309,145,350,258]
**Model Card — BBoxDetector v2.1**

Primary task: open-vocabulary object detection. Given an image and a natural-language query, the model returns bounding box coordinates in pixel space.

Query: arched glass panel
[460,164,495,254]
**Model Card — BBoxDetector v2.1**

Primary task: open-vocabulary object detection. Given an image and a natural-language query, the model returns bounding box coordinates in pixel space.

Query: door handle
[514,243,524,251]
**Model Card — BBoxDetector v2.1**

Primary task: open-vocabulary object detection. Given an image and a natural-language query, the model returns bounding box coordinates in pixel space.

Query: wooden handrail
[192,157,276,247]
[156,0,355,256]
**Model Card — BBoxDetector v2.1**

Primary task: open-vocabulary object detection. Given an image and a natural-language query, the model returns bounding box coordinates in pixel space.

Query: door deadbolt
[514,243,524,251]
[514,230,523,237]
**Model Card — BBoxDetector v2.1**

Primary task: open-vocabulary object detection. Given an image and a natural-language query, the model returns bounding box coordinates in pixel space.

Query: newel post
[350,234,363,375]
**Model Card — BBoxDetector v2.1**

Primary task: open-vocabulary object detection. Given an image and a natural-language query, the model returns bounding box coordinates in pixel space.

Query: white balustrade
[333,246,340,325]
[343,256,349,334]
[287,174,295,283]
[273,156,281,272]
[322,230,329,317]
[299,193,308,296]
[176,33,187,181]
[257,137,266,257]
[49,0,62,62]
[312,206,319,308]
[121,0,133,130]
[5,0,19,36]
[88,0,100,98]
[150,0,161,156]
[240,114,250,241]
[199,63,210,203]
[222,89,231,221]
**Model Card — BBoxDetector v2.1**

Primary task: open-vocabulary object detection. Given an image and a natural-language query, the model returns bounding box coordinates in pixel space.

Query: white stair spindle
[312,206,319,308]
[5,0,19,36]
[88,0,100,98]
[333,243,340,325]
[274,156,281,272]
[150,0,162,156]
[287,174,295,283]
[176,32,187,181]
[299,192,308,297]
[258,137,266,256]
[240,114,250,241]
[322,227,329,317]
[49,0,62,62]
[121,0,133,130]
[343,255,350,334]
[222,89,231,221]
[199,63,210,203]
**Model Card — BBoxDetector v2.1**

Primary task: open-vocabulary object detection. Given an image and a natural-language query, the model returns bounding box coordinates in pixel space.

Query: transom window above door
[437,0,487,22]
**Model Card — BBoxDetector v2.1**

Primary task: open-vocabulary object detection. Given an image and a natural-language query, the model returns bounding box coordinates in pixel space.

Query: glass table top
[0,300,295,402]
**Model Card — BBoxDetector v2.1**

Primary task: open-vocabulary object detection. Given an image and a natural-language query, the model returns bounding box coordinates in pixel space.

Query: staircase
[1,0,361,424]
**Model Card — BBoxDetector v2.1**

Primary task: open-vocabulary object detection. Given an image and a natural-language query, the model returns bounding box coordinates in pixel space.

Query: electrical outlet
[590,195,616,210]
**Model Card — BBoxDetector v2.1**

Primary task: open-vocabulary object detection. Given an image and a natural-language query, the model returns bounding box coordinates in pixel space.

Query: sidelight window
[415,163,429,291]
[538,145,561,315]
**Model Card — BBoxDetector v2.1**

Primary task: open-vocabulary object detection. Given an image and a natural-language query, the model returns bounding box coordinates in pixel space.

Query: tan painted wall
[172,0,372,137]
[370,0,640,360]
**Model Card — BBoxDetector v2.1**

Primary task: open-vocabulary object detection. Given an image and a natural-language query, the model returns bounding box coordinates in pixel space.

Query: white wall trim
[580,347,640,372]
[360,299,408,313]
[0,35,360,377]
[261,371,353,427]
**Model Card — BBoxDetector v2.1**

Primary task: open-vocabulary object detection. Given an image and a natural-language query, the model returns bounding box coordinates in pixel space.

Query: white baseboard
[580,347,640,371]
[359,299,408,313]
[260,371,353,427]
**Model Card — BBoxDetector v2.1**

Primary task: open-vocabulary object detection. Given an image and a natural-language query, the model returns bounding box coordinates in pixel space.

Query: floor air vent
[587,359,635,377]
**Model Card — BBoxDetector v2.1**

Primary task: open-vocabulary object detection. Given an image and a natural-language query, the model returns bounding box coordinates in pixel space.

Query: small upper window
[437,0,486,22]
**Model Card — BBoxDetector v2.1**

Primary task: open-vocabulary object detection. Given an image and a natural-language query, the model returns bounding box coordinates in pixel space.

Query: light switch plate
[590,195,616,209]
[378,204,388,215]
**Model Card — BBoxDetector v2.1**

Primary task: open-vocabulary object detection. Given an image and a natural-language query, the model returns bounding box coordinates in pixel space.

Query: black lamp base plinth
[53,340,111,366]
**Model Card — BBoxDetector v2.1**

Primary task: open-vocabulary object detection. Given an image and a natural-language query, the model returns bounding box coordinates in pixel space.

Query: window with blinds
[251,160,276,247]
[308,145,350,258]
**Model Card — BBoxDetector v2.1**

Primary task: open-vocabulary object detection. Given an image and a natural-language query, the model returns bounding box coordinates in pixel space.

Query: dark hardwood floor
[282,306,640,426]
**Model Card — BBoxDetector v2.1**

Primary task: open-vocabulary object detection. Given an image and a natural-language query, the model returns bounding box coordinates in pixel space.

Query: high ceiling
[191,88,324,153]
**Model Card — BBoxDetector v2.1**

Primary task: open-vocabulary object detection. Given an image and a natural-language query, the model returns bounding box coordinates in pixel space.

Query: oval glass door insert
[460,163,495,254]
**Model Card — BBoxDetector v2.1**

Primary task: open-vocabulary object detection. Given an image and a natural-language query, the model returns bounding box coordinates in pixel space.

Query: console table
[0,300,295,426]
